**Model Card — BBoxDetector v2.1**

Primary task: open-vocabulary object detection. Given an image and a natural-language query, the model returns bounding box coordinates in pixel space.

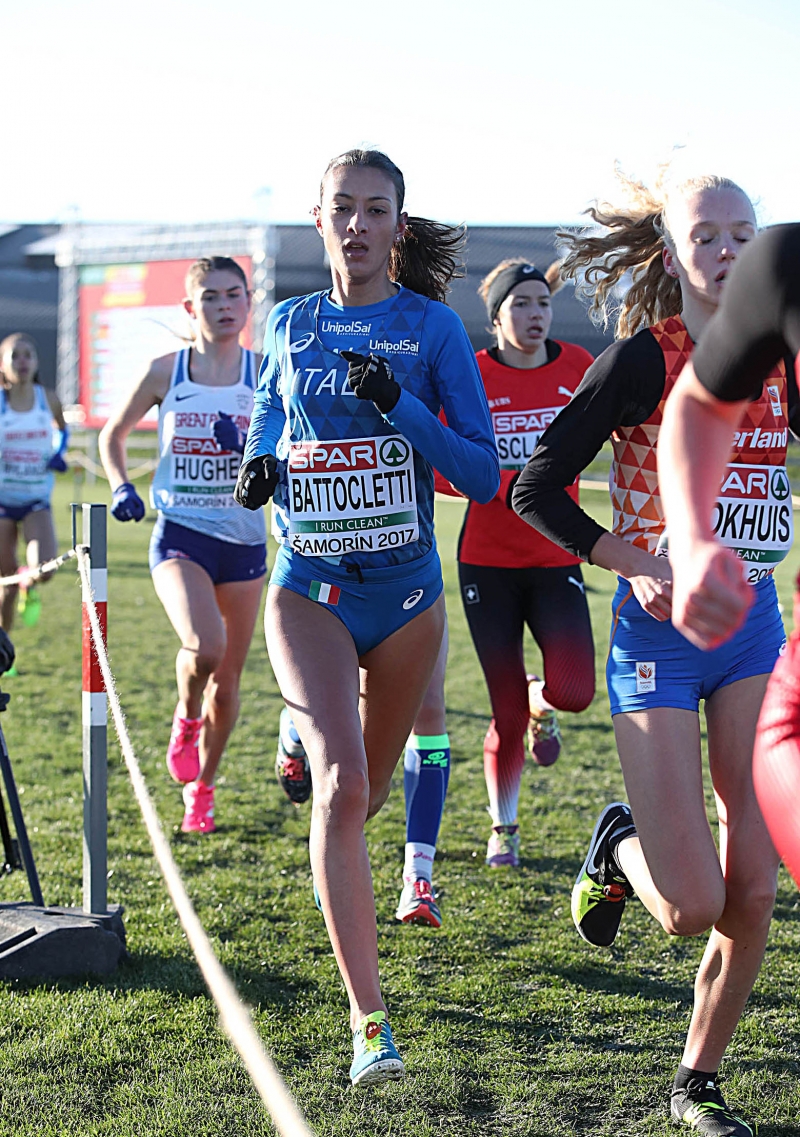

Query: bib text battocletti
[244,287,499,574]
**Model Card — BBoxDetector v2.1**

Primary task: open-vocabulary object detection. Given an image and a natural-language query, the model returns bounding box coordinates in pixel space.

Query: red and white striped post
[81,503,108,915]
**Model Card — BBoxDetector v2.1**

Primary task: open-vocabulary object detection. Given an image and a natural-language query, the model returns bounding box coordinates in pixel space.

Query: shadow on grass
[545,957,695,1005]
[1,948,318,1012]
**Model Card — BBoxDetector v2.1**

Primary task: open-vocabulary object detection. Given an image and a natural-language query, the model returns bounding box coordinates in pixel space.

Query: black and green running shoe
[571,802,635,946]
[671,1074,753,1135]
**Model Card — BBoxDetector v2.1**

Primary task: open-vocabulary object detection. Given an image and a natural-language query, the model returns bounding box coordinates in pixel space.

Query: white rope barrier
[0,547,78,588]
[76,546,314,1137]
[69,452,157,480]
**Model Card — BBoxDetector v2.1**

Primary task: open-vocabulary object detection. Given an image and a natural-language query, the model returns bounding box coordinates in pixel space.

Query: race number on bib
[286,435,419,557]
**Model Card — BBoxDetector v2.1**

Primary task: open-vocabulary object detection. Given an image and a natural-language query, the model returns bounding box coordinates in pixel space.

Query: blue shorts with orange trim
[270,543,443,657]
[607,575,785,715]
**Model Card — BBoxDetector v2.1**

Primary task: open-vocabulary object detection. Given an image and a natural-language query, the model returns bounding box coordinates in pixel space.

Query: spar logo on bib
[379,438,410,467]
[712,463,793,564]
[492,407,563,470]
[286,435,419,557]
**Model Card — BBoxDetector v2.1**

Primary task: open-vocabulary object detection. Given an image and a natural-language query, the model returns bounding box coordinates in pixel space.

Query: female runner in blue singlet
[100,257,267,835]
[236,149,499,1086]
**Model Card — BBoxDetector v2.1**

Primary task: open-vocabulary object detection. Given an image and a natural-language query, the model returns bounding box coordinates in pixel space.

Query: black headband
[485,263,549,324]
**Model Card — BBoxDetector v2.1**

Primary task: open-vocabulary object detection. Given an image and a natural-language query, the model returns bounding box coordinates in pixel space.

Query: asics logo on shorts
[403,588,424,610]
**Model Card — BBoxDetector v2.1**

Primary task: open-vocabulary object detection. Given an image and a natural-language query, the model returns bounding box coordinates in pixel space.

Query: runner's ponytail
[558,167,746,338]
[390,217,465,303]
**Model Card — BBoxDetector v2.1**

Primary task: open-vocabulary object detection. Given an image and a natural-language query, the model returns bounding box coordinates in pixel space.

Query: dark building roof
[0,222,613,400]
[273,223,613,357]
[0,225,60,388]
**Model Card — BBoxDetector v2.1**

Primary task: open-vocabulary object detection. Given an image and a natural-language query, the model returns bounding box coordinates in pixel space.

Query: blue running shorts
[270,543,443,657]
[607,575,785,715]
[149,517,267,585]
[0,500,50,522]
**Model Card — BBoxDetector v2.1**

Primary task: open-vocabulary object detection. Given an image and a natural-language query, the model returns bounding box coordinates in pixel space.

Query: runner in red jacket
[452,258,596,867]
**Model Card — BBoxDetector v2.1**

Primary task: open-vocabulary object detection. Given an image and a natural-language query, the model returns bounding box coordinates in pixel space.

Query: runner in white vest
[99,257,267,835]
[0,333,68,642]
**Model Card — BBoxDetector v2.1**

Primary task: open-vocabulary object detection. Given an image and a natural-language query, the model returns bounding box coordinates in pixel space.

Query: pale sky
[7,0,800,228]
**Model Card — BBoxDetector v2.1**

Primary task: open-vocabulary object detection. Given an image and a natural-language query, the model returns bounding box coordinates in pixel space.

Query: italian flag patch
[309,580,341,606]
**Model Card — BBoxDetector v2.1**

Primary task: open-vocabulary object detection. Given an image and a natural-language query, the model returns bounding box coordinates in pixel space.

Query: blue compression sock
[403,733,451,882]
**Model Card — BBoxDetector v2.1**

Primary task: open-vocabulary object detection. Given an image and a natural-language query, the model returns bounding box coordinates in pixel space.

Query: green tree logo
[379,438,410,467]
[772,469,790,501]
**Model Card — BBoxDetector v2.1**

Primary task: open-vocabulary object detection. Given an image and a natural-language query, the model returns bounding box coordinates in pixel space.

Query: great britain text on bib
[286,434,419,557]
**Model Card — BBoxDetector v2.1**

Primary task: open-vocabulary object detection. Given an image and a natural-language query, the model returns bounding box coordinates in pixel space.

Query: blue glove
[48,426,70,471]
[111,482,145,522]
[213,411,246,454]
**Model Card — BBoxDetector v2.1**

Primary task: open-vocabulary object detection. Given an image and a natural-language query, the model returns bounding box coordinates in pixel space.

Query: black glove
[341,351,401,414]
[234,454,279,510]
[0,628,15,676]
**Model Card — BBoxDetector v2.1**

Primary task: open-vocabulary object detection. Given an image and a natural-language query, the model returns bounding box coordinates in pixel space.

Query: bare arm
[588,531,674,622]
[45,389,66,430]
[98,357,171,489]
[658,362,752,648]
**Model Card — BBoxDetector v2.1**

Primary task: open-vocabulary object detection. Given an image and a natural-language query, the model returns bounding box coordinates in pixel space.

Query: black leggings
[458,561,595,823]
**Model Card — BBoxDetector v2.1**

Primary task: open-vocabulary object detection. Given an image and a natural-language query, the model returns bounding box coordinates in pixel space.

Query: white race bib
[492,406,562,471]
[713,463,793,567]
[286,435,418,558]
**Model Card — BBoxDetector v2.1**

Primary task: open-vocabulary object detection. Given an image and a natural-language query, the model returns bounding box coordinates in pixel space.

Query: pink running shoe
[181,780,216,833]
[166,713,201,784]
[527,675,562,767]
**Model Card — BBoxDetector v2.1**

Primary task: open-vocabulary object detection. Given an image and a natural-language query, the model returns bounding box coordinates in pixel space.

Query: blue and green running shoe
[349,1011,405,1087]
[671,1073,753,1135]
[571,802,635,947]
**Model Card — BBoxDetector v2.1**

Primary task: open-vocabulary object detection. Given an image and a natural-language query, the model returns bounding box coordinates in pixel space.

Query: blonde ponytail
[558,167,747,338]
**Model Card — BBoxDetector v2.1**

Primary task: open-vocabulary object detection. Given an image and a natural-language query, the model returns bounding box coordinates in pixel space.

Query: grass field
[2,475,800,1136]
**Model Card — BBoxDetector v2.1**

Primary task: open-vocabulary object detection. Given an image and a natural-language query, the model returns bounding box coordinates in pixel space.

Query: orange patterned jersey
[611,315,792,578]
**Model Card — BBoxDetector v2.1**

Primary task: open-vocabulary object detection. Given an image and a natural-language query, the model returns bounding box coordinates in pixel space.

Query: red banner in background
[77,257,253,429]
